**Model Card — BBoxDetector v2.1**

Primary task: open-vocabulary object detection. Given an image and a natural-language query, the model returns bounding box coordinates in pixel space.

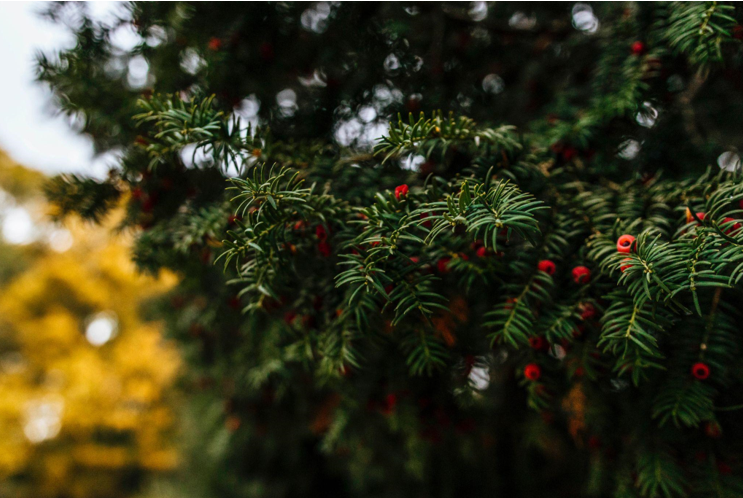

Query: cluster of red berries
[537,259,591,284]
[525,258,592,385]
[685,209,742,236]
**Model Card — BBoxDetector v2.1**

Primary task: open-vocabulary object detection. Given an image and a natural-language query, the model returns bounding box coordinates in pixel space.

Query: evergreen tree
[38,2,743,496]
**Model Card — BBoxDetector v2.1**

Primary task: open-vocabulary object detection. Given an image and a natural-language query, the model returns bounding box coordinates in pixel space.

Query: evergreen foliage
[37,2,743,497]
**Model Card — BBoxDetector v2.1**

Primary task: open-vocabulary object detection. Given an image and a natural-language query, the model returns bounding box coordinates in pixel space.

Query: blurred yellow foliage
[0,151,180,497]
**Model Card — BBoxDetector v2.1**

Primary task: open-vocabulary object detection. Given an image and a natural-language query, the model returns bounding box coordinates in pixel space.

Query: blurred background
[0,3,181,497]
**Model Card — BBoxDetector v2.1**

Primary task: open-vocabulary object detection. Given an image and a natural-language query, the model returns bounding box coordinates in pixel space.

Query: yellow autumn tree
[0,150,180,498]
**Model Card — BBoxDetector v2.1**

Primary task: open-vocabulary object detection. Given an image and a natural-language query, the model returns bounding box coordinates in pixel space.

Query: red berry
[316,224,328,240]
[476,246,489,258]
[704,421,721,438]
[562,146,577,161]
[464,354,476,368]
[420,212,433,228]
[537,259,556,275]
[529,336,546,351]
[395,184,409,199]
[504,297,518,310]
[208,37,222,51]
[722,217,741,235]
[437,257,451,273]
[524,363,541,381]
[283,311,297,325]
[691,362,710,380]
[733,25,743,40]
[580,303,596,320]
[318,241,332,257]
[380,393,398,415]
[572,266,591,284]
[631,41,646,55]
[617,234,636,253]
[228,214,242,225]
[620,258,633,273]
[686,209,705,224]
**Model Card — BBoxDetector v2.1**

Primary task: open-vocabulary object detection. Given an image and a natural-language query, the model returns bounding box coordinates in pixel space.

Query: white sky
[0,2,123,177]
